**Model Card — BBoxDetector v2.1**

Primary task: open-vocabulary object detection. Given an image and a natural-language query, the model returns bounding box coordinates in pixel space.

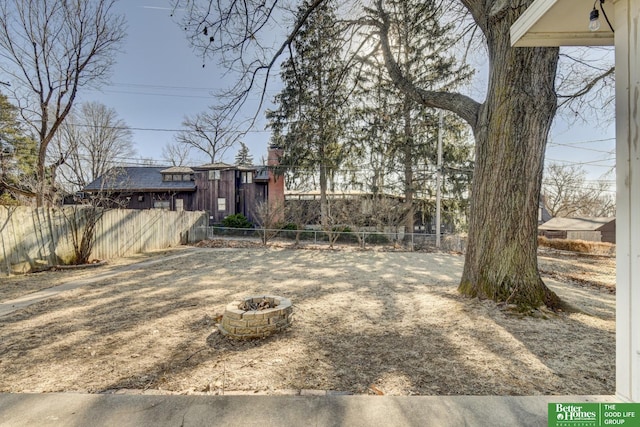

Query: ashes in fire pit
[218,295,293,340]
[238,297,277,311]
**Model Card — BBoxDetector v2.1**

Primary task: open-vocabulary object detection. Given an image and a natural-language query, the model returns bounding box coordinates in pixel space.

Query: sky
[79,0,275,166]
[78,0,616,190]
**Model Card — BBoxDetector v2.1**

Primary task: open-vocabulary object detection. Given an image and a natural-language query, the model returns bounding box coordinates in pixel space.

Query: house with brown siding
[83,148,285,225]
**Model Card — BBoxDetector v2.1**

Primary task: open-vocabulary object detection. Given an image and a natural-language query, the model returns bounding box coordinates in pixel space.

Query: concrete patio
[0,392,619,427]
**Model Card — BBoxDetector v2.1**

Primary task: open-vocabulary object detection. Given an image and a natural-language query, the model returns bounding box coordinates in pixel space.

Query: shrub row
[538,236,615,255]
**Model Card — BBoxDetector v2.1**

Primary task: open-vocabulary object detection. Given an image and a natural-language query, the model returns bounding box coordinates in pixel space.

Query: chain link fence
[193,226,467,253]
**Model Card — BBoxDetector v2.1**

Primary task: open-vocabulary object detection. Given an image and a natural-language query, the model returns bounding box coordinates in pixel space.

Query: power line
[548,137,615,146]
[547,141,614,154]
[94,81,281,100]
[108,81,281,95]
[102,89,216,99]
[69,123,271,134]
[110,82,222,91]
[546,157,615,167]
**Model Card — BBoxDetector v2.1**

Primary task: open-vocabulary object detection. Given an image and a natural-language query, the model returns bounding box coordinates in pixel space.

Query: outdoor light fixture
[589,0,614,32]
[589,7,601,31]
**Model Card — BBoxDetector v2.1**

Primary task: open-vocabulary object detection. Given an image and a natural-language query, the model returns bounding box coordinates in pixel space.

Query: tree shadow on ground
[0,247,614,395]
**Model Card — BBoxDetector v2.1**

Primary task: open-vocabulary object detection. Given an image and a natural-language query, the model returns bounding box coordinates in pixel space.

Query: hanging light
[589,0,614,32]
[589,7,601,31]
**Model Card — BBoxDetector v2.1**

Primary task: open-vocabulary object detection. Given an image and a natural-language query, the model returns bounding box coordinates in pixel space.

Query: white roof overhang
[511,0,614,47]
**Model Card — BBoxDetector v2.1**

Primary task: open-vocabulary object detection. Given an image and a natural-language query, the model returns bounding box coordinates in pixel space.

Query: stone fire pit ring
[218,295,293,340]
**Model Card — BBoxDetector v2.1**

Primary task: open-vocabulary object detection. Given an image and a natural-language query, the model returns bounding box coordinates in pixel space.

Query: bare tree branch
[555,46,615,124]
[0,0,126,206]
[374,0,480,129]
[176,105,241,163]
[53,102,135,193]
[557,65,615,105]
[162,142,193,167]
[174,0,327,127]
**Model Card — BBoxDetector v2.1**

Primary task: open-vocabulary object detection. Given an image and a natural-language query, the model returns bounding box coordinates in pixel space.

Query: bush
[280,223,299,240]
[365,233,390,245]
[538,236,615,255]
[222,214,253,229]
[330,226,358,243]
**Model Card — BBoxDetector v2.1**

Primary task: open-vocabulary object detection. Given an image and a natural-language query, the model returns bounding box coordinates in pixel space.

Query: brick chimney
[267,145,285,210]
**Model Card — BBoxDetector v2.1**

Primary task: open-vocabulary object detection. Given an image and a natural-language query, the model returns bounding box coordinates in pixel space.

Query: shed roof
[84,167,196,193]
[538,217,615,231]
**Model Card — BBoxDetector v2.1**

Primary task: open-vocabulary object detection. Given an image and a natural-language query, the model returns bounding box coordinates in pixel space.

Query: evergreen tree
[356,0,473,234]
[234,142,254,166]
[267,0,350,227]
[0,93,37,204]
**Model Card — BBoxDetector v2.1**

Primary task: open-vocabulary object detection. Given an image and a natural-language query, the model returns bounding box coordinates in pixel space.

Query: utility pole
[435,110,443,249]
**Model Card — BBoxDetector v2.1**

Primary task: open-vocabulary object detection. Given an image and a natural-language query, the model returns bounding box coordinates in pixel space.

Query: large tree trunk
[378,0,565,309]
[458,18,561,309]
[36,147,47,207]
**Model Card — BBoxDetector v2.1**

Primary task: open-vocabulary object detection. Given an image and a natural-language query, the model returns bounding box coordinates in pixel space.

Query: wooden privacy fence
[0,207,208,274]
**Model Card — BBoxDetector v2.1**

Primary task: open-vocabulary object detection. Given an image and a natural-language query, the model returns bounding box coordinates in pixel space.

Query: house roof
[285,189,405,200]
[236,165,258,172]
[161,166,194,174]
[193,162,260,172]
[254,166,269,181]
[84,167,196,193]
[194,162,235,170]
[538,217,615,231]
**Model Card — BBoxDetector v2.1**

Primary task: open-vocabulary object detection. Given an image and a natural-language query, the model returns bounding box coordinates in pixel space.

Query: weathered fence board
[0,207,207,274]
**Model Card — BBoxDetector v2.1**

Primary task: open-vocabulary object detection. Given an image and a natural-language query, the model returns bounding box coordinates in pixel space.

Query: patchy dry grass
[0,244,615,396]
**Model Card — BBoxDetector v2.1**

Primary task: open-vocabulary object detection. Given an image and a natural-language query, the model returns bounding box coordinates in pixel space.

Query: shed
[539,217,616,243]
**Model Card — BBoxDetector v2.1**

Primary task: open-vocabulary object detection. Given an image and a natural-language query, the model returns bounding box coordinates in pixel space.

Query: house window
[164,173,191,181]
[138,195,144,202]
[217,197,226,211]
[154,200,170,210]
[209,170,221,180]
[242,171,253,184]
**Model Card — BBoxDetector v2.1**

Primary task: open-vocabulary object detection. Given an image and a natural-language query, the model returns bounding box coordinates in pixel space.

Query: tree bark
[402,99,415,238]
[457,11,561,309]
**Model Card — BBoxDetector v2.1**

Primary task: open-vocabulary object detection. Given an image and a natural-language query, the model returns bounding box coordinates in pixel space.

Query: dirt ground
[0,241,615,396]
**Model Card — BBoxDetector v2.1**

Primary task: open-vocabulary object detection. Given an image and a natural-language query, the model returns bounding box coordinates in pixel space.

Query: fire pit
[218,295,293,340]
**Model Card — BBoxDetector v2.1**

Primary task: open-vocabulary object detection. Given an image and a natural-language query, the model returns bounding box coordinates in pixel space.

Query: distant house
[538,217,616,243]
[83,147,285,225]
[285,189,404,227]
[284,189,463,233]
